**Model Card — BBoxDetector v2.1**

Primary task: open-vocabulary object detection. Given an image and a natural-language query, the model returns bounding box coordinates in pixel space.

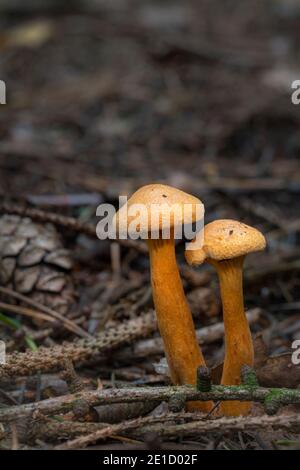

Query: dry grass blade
[0,301,56,324]
[0,285,90,338]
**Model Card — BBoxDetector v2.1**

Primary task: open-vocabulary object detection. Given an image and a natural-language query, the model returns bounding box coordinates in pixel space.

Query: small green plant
[0,312,38,351]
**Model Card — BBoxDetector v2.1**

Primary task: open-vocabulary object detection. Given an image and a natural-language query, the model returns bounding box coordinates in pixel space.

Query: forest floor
[0,0,299,450]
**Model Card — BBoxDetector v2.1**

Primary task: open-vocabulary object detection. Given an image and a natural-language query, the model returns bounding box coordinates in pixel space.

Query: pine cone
[0,214,75,314]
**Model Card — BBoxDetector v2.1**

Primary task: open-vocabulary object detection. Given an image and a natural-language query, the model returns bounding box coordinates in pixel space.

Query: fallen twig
[53,415,180,450]
[1,383,300,423]
[131,413,300,440]
[0,285,89,339]
[0,309,261,379]
[118,309,261,359]
[0,301,56,324]
[0,312,156,379]
[54,413,300,449]
[28,413,193,444]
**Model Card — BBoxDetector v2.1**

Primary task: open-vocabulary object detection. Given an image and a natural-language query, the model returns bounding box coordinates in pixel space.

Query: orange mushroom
[115,184,212,412]
[186,219,266,416]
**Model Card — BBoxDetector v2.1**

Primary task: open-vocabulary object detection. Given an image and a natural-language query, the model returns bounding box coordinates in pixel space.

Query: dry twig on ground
[0,312,156,379]
[53,413,300,449]
[119,309,261,359]
[1,382,300,424]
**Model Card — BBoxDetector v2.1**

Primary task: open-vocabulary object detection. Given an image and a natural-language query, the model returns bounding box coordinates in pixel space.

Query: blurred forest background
[0,0,299,451]
[0,0,299,195]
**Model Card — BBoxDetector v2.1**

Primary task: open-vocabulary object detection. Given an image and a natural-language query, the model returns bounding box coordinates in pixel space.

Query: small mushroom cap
[114,184,203,239]
[185,219,266,265]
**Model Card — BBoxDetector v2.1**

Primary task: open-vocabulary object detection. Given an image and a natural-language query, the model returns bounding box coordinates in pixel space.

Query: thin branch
[24,412,300,448]
[1,383,300,424]
[0,285,89,338]
[53,416,175,450]
[0,312,156,379]
[130,414,300,440]
[0,310,262,379]
[118,308,261,359]
[0,301,56,324]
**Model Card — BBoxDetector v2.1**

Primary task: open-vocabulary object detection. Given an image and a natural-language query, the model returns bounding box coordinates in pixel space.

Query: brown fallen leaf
[212,334,300,388]
[254,335,300,388]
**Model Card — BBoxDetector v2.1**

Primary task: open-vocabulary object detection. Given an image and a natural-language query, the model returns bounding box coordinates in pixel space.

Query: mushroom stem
[212,256,253,416]
[147,236,212,412]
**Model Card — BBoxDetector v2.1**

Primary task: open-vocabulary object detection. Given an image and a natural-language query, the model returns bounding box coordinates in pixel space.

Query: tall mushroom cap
[186,219,266,265]
[115,184,203,238]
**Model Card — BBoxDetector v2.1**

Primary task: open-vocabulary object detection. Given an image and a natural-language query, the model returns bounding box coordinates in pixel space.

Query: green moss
[264,390,281,415]
[266,388,299,402]
[241,366,259,390]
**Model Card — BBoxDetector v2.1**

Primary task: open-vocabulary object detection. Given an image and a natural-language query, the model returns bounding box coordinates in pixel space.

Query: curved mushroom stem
[147,236,212,412]
[211,255,253,416]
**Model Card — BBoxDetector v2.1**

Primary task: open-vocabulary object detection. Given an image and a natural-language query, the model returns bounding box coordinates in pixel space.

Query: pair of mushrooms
[115,184,266,416]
